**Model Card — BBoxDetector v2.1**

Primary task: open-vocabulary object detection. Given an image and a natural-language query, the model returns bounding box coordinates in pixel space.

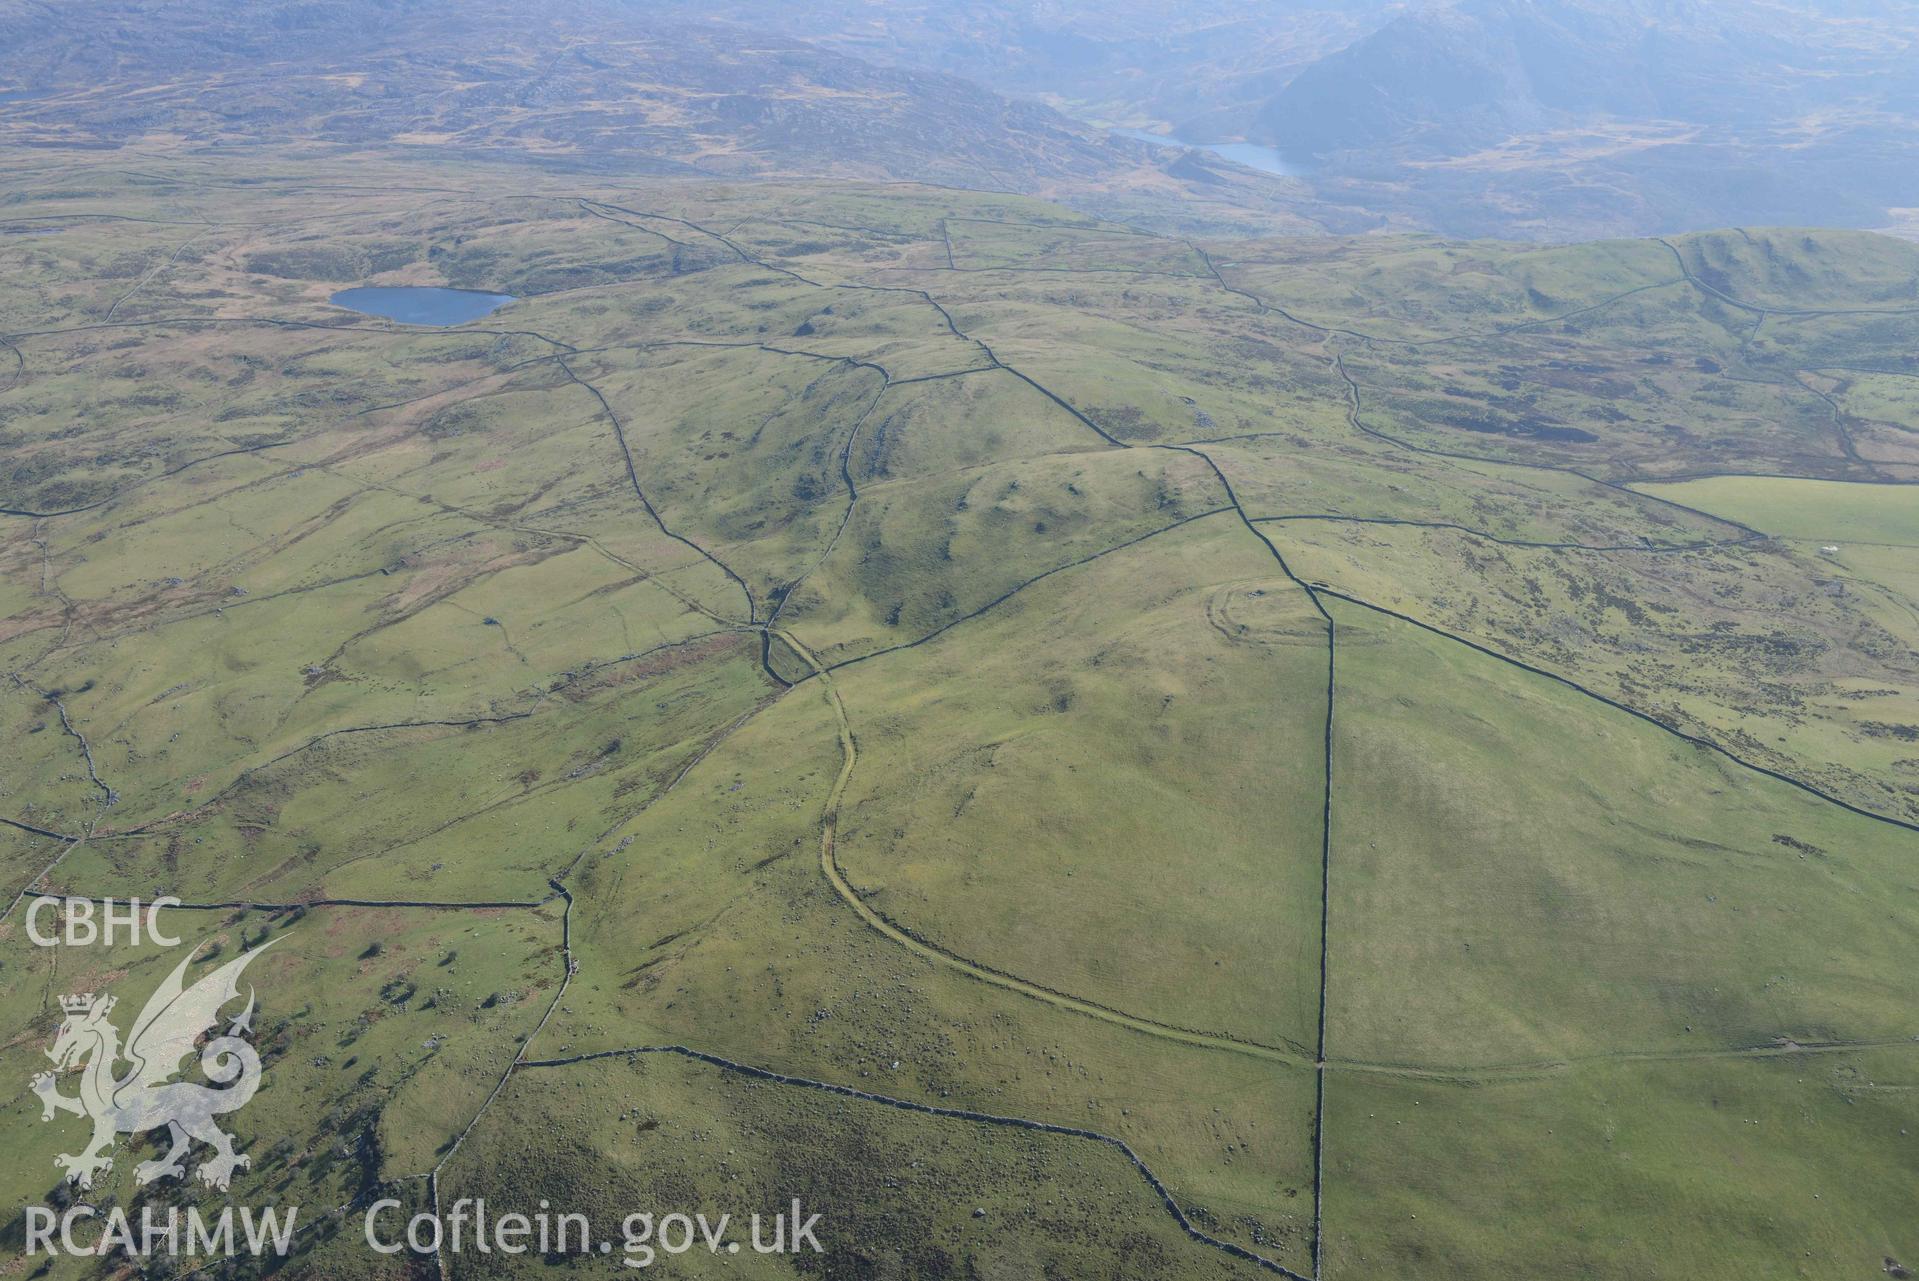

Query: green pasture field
[1636,474,1919,548]
[4,149,1918,1280]
[1324,601,1919,1067]
[1324,1049,1919,1281]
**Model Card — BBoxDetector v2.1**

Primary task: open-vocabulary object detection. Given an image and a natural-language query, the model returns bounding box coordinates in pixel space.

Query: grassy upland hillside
[2,149,1916,1279]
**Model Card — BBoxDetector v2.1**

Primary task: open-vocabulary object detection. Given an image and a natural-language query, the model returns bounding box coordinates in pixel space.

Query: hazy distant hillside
[0,0,1337,231]
[0,0,1098,180]
[1242,0,1919,233]
[628,0,1919,237]
[645,0,1398,140]
[1261,0,1919,161]
[4,0,1916,235]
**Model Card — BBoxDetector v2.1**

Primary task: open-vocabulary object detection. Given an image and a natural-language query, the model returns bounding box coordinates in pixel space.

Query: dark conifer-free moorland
[2,1,1917,1278]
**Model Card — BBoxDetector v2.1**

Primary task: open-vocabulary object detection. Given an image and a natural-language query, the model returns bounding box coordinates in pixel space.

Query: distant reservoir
[329,286,517,326]
[1111,129,1303,178]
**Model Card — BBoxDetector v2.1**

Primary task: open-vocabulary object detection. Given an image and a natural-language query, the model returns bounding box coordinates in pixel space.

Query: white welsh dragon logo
[30,940,277,1191]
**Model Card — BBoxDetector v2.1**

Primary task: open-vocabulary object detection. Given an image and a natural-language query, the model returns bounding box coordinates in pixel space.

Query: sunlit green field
[1636,474,1919,547]
[2,150,1916,1280]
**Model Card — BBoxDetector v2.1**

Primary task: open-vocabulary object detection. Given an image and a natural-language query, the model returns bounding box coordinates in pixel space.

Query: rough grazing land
[3,152,1917,1279]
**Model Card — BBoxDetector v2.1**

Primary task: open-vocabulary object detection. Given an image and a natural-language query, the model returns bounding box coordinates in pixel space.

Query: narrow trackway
[764,367,891,631]
[1252,512,1759,555]
[557,357,758,625]
[1201,240,1884,498]
[2,669,118,921]
[92,625,738,841]
[0,319,579,520]
[1327,353,1767,544]
[1655,237,1919,320]
[426,875,575,1281]
[772,624,1307,1065]
[0,334,23,395]
[1196,245,1690,353]
[101,708,539,839]
[1794,371,1878,473]
[103,225,217,323]
[26,888,554,912]
[1,822,91,925]
[1192,241,1808,557]
[1328,1032,1919,1085]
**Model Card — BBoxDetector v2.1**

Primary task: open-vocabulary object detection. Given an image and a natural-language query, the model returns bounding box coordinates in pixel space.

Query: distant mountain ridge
[615,0,1919,237]
[0,1,1101,181]
[1238,0,1919,235]
[0,0,1332,234]
[1260,0,1919,163]
[4,0,1914,237]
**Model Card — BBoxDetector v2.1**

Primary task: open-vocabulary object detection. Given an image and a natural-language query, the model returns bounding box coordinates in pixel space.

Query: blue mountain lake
[329,286,516,325]
[1111,129,1303,177]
